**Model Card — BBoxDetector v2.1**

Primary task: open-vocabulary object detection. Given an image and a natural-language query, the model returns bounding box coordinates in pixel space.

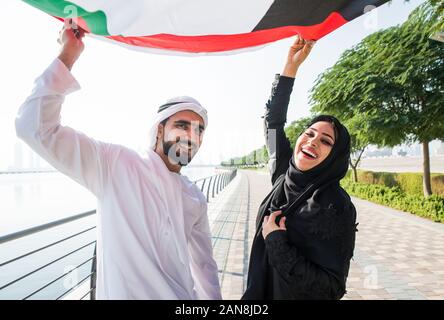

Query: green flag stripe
[22,0,110,35]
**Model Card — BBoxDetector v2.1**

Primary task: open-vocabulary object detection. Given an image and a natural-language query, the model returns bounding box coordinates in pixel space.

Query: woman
[242,36,358,300]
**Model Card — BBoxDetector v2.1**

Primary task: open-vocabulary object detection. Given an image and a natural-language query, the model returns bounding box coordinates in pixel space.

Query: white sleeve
[188,202,222,300]
[15,58,110,197]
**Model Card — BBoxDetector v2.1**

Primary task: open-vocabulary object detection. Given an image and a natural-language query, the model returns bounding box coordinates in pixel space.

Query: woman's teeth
[301,149,317,159]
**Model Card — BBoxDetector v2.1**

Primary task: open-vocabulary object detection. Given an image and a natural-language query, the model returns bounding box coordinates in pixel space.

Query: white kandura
[15,59,222,300]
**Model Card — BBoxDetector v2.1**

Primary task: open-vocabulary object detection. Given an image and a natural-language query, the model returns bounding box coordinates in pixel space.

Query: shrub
[346,170,444,197]
[341,179,444,223]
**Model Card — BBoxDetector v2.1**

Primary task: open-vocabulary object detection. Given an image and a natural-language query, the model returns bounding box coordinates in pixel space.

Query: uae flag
[22,0,390,55]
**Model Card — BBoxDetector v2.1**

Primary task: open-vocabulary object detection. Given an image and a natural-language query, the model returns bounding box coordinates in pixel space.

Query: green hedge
[345,170,444,197]
[341,179,444,223]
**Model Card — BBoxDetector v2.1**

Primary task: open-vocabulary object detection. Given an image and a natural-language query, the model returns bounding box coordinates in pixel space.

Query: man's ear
[157,123,164,138]
[155,124,164,150]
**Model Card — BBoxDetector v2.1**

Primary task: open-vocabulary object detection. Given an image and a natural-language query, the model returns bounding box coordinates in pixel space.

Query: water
[0,165,218,299]
[0,166,216,235]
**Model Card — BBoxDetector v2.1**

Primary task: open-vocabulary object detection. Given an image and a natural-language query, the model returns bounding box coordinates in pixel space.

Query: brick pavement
[208,170,444,300]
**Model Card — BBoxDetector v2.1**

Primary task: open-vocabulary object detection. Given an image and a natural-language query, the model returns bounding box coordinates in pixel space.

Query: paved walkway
[208,170,444,300]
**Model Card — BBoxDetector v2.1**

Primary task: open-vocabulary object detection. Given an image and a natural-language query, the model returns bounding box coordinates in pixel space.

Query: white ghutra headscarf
[147,96,209,150]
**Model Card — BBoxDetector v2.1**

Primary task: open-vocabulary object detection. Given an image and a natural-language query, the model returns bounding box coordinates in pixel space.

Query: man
[15,21,221,300]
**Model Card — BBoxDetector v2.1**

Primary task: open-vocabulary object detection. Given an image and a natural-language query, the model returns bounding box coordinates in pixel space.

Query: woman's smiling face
[294,121,336,171]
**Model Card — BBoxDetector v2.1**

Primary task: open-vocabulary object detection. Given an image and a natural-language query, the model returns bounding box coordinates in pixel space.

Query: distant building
[28,149,35,169]
[397,149,407,157]
[7,142,52,172]
[14,142,23,170]
[363,147,393,158]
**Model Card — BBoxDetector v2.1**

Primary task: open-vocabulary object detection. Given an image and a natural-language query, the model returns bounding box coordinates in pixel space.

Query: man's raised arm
[15,22,110,197]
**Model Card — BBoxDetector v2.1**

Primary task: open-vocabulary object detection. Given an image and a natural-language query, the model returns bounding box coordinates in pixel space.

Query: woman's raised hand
[282,35,316,78]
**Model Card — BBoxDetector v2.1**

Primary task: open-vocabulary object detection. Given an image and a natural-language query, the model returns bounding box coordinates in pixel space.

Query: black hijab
[269,114,351,218]
[244,115,356,300]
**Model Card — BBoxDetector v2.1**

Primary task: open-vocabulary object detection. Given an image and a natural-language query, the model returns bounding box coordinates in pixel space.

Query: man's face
[156,110,205,166]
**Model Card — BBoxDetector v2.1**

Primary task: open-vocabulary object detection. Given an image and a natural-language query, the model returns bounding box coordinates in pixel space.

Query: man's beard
[162,136,197,167]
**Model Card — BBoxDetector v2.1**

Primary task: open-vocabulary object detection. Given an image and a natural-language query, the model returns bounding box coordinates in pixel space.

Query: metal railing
[0,168,237,300]
[194,169,237,202]
[0,170,56,175]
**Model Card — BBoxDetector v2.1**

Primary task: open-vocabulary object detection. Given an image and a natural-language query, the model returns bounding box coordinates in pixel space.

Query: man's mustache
[174,137,198,150]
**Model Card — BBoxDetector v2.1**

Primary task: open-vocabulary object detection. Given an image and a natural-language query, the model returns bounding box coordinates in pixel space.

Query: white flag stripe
[74,0,274,36]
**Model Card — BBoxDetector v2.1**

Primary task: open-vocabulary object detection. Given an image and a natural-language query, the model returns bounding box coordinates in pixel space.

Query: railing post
[220,173,224,192]
[212,175,217,198]
[206,176,213,202]
[200,178,207,193]
[90,244,97,300]
[216,174,222,194]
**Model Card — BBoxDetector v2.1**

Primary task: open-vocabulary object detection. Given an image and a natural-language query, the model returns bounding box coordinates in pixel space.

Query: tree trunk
[349,159,358,183]
[352,166,358,183]
[422,141,432,197]
[349,146,366,183]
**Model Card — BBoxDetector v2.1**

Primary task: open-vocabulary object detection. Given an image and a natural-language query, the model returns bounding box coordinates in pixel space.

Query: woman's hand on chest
[262,210,287,240]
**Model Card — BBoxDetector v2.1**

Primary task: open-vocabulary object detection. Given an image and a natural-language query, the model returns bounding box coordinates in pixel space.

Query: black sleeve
[263,74,295,185]
[264,230,347,300]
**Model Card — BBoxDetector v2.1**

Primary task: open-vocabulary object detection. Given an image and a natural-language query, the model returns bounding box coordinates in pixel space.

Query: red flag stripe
[55,12,347,54]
